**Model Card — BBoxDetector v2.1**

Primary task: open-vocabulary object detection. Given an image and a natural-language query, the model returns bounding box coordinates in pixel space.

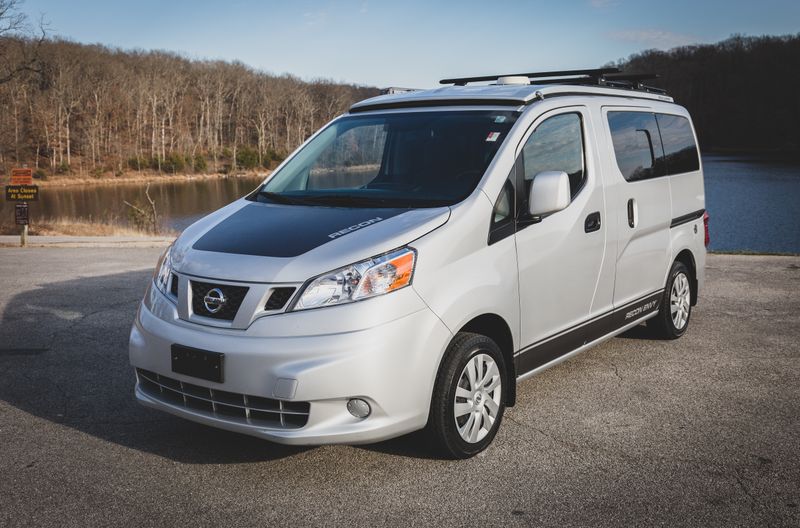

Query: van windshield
[253,110,519,208]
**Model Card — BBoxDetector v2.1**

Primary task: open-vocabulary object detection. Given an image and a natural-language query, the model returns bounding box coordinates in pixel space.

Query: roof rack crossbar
[439,68,620,86]
[439,68,666,95]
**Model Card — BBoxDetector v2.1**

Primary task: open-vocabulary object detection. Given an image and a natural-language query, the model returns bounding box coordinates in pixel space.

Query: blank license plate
[171,344,224,383]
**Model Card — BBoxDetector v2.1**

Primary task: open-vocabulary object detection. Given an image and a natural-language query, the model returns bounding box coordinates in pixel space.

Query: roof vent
[496,76,530,86]
[381,87,420,95]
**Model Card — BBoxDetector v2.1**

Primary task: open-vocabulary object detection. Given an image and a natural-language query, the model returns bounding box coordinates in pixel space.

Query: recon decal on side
[514,290,663,376]
[193,203,408,258]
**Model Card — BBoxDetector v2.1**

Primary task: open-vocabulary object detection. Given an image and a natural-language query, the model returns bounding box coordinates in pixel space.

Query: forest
[0,37,379,178]
[615,33,800,155]
[1,0,798,183]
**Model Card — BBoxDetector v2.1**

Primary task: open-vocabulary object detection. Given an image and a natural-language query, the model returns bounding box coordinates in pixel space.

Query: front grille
[169,273,179,296]
[136,369,309,429]
[190,280,248,320]
[265,287,296,310]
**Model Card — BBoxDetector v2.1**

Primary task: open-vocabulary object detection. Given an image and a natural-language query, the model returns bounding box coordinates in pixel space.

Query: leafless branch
[124,184,159,234]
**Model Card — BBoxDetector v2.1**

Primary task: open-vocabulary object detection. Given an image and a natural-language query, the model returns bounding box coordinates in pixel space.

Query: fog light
[347,398,371,419]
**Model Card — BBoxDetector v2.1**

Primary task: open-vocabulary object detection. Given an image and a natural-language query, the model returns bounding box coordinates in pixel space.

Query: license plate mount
[171,344,224,383]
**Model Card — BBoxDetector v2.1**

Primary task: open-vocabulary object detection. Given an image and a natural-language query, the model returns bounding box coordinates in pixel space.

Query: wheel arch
[458,313,516,407]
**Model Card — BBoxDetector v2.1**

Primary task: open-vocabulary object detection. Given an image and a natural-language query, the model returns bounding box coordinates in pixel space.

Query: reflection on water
[1,156,798,253]
[0,175,265,231]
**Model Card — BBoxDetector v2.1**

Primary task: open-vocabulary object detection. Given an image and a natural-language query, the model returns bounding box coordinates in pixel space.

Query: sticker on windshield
[494,116,506,123]
[486,132,501,142]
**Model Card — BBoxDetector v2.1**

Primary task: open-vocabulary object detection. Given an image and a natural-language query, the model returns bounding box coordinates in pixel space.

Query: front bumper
[129,286,452,445]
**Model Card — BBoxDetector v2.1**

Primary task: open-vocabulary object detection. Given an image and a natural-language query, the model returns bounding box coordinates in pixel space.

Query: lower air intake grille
[190,280,248,320]
[265,287,296,310]
[136,369,309,429]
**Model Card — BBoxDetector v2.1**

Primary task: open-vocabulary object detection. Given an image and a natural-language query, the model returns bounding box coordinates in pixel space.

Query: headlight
[291,247,416,311]
[153,244,173,294]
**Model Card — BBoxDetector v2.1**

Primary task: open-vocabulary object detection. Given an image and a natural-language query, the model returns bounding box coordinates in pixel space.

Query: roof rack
[439,68,667,95]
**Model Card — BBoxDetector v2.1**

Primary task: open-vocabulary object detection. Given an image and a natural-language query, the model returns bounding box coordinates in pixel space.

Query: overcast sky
[20,0,800,88]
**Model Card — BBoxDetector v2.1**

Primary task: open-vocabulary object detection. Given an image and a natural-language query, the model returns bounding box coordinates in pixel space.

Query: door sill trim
[516,310,658,383]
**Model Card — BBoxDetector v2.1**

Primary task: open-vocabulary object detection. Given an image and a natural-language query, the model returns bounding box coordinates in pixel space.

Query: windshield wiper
[257,191,319,206]
[298,194,397,207]
[259,191,450,208]
[306,194,456,208]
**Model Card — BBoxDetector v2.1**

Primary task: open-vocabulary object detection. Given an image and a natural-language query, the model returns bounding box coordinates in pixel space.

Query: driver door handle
[627,198,637,228]
[584,211,601,233]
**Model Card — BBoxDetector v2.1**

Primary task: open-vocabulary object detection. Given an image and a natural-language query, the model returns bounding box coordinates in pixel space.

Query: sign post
[6,168,35,247]
[15,203,29,247]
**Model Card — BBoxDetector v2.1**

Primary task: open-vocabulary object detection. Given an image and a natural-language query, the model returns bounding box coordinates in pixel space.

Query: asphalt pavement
[0,247,797,527]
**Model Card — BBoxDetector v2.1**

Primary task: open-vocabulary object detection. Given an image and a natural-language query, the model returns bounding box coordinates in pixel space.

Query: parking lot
[0,247,798,527]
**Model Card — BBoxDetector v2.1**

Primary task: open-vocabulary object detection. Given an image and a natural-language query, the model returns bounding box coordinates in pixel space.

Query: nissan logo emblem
[203,288,227,314]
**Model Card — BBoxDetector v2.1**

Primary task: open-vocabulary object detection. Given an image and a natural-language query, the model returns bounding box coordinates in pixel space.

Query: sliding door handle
[584,211,601,233]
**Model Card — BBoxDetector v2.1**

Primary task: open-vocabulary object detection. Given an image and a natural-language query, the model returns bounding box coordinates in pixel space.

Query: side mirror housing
[528,171,571,217]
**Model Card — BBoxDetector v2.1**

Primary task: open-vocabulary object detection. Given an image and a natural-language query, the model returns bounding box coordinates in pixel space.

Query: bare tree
[0,36,381,175]
[0,0,45,85]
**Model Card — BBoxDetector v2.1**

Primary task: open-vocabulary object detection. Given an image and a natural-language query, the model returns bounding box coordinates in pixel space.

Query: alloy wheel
[670,272,691,330]
[453,353,502,443]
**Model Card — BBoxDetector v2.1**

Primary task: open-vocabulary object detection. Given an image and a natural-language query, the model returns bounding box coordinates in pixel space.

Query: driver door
[513,106,613,374]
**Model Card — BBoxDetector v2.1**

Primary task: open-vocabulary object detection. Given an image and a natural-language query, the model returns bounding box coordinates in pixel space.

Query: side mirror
[528,171,571,217]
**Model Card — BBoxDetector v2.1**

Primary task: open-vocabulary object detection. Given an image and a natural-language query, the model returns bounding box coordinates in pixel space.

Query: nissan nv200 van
[130,68,708,458]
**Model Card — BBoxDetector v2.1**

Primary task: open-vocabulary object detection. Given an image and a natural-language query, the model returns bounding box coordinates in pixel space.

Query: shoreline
[1,235,797,256]
[27,170,269,188]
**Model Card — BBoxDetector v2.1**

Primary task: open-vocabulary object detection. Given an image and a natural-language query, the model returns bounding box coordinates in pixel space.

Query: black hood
[192,202,409,258]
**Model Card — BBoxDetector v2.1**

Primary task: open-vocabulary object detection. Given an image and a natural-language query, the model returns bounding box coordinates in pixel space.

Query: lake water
[1,175,266,233]
[3,156,799,253]
[703,155,800,253]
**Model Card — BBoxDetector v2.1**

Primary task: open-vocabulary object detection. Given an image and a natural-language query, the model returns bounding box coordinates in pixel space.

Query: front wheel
[647,260,693,339]
[426,332,507,459]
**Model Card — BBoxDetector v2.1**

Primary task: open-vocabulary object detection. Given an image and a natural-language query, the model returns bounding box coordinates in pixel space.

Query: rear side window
[521,113,585,197]
[607,111,665,181]
[655,113,700,175]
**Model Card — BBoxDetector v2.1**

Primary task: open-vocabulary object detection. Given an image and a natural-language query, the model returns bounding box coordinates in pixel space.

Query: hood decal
[192,203,409,258]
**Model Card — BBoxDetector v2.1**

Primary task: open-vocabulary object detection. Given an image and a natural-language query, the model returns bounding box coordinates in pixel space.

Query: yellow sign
[5,185,39,201]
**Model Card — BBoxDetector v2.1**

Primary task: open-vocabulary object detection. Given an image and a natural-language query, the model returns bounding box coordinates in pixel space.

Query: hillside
[0,38,380,180]
[614,34,800,154]
[2,33,798,185]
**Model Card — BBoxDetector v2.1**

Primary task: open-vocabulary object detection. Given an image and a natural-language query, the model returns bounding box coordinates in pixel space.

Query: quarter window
[487,177,516,245]
[607,111,666,181]
[493,182,513,224]
[655,113,700,175]
[521,113,586,198]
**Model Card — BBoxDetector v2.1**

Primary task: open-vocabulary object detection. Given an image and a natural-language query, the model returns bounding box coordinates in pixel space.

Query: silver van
[130,68,708,458]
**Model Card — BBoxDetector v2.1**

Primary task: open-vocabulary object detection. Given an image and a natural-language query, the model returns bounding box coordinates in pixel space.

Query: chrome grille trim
[136,368,309,429]
[170,272,304,330]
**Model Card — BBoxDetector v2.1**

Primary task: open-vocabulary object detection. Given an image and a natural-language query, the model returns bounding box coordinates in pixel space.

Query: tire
[426,332,507,459]
[647,260,693,340]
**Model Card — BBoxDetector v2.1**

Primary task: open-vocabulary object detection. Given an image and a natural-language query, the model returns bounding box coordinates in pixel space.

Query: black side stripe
[515,290,663,376]
[670,209,705,228]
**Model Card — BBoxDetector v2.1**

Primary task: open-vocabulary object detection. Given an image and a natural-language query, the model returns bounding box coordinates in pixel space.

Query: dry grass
[0,217,177,237]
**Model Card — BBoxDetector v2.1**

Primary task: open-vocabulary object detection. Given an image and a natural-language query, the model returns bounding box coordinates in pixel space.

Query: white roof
[350,83,674,113]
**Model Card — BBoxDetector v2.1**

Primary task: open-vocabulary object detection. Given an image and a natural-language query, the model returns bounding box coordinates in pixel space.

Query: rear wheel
[648,260,693,339]
[426,332,507,459]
